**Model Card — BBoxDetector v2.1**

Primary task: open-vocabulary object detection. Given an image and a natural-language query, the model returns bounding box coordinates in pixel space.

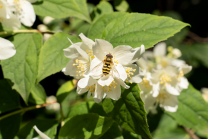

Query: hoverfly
[91,53,119,77]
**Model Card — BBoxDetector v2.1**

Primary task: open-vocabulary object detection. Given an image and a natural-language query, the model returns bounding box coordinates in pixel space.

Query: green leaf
[153,114,187,139]
[114,0,129,12]
[59,113,114,139]
[122,130,142,139]
[102,83,152,139]
[68,101,106,118]
[28,84,46,104]
[91,1,113,22]
[87,12,127,40]
[16,119,57,139]
[57,81,74,103]
[166,84,208,132]
[1,33,42,103]
[0,80,20,114]
[37,33,79,83]
[33,0,91,23]
[99,123,123,139]
[0,114,21,139]
[102,13,189,49]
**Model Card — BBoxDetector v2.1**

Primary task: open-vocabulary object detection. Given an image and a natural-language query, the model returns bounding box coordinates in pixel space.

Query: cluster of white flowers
[137,42,192,112]
[0,0,36,29]
[63,33,145,103]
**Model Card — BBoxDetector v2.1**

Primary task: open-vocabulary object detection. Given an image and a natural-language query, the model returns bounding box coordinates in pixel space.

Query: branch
[0,101,57,120]
[183,126,199,139]
[188,31,208,43]
[0,30,55,36]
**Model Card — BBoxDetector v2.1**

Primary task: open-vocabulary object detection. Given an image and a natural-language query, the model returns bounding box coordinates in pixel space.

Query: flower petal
[181,65,192,74]
[78,75,97,88]
[98,74,114,86]
[112,45,135,65]
[93,39,113,61]
[79,33,94,50]
[115,64,127,81]
[152,83,160,97]
[105,84,121,100]
[33,126,50,139]
[161,95,178,112]
[77,87,88,94]
[165,84,180,95]
[153,42,166,57]
[131,44,145,63]
[1,13,21,30]
[93,83,104,103]
[115,78,130,89]
[90,57,103,79]
[64,42,82,59]
[178,77,189,89]
[20,1,36,27]
[0,37,16,60]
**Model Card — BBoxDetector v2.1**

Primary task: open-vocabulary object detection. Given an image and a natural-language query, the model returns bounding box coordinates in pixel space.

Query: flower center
[125,67,136,84]
[160,73,171,86]
[73,59,86,77]
[85,84,95,93]
[177,70,184,80]
[102,80,118,92]
[157,92,170,104]
[140,77,151,88]
[13,0,23,11]
[86,49,95,59]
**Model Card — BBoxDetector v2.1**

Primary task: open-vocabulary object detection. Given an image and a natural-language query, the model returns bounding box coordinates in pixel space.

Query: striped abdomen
[103,57,112,75]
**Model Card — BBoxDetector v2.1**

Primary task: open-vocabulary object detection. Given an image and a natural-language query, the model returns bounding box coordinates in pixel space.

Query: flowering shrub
[0,0,208,139]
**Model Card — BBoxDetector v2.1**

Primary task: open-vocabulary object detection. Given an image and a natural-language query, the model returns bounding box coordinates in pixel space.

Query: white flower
[151,65,191,96]
[43,16,54,25]
[7,0,37,27]
[142,88,179,112]
[63,33,95,79]
[0,37,16,60]
[201,88,208,103]
[33,125,50,139]
[82,39,145,102]
[0,0,21,29]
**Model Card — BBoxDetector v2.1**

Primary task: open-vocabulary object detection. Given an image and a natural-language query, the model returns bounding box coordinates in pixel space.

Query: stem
[0,101,57,121]
[0,30,55,36]
[183,126,199,139]
[59,104,65,127]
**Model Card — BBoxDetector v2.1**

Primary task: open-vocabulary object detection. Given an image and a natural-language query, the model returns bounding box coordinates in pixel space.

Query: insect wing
[112,65,120,79]
[90,61,103,74]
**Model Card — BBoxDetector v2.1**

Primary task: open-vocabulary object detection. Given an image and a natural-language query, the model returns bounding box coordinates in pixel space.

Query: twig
[183,126,199,139]
[0,101,57,121]
[0,30,55,36]
[188,31,208,43]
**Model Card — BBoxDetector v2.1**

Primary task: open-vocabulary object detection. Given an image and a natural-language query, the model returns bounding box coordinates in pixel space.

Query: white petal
[105,84,121,100]
[178,77,189,89]
[161,95,178,112]
[126,64,142,83]
[115,64,127,81]
[98,75,114,86]
[152,83,160,97]
[0,37,16,60]
[181,65,192,74]
[165,84,180,96]
[143,93,157,111]
[79,33,94,50]
[171,59,185,67]
[153,42,166,57]
[112,45,135,65]
[131,44,145,63]
[33,126,50,139]
[63,42,82,59]
[77,87,88,94]
[74,44,89,60]
[78,75,96,88]
[90,57,103,79]
[1,14,21,30]
[62,59,78,77]
[20,1,36,27]
[115,78,129,89]
[93,39,113,61]
[93,83,104,103]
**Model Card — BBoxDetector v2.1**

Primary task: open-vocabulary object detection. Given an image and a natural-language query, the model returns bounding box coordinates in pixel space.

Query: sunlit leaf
[1,33,42,103]
[102,83,152,139]
[29,84,46,105]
